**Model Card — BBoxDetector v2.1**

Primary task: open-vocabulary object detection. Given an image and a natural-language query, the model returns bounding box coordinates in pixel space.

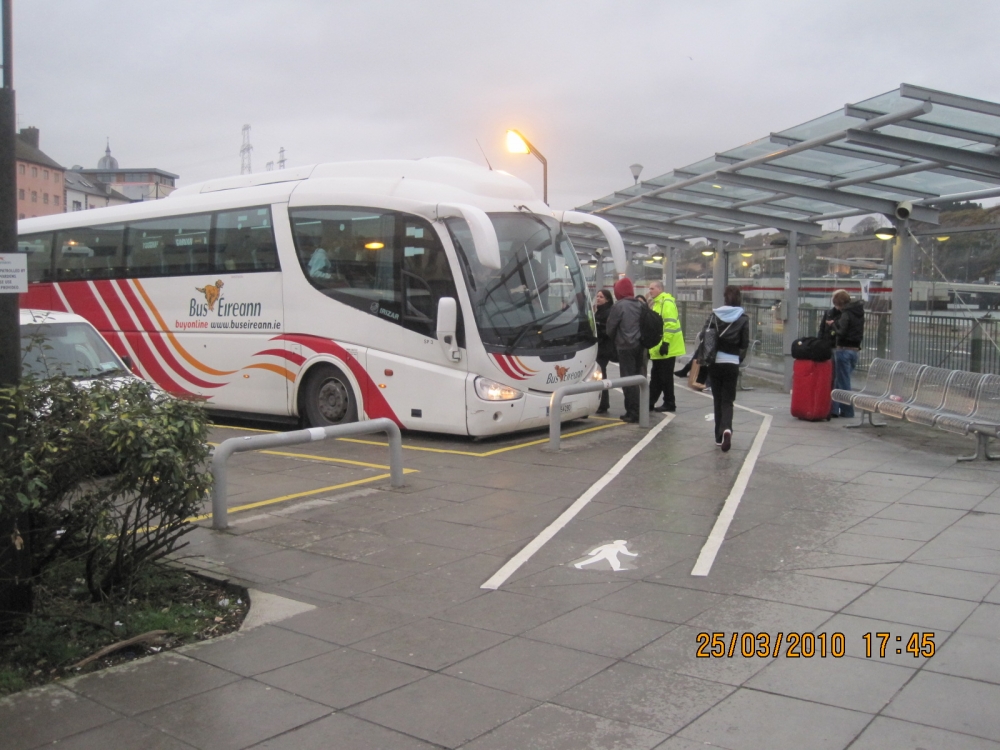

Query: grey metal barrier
[547,376,649,450]
[210,418,404,530]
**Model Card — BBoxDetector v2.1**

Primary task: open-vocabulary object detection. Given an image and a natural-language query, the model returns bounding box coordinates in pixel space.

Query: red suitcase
[791,359,833,421]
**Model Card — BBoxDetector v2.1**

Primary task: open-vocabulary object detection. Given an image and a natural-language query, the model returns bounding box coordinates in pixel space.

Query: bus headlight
[474,377,523,401]
[585,363,603,381]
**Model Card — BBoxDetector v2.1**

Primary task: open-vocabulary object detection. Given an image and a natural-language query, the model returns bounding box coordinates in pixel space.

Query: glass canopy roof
[570,84,1000,251]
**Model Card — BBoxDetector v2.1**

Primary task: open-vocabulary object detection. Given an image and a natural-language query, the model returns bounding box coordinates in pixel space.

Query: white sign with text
[0,253,27,293]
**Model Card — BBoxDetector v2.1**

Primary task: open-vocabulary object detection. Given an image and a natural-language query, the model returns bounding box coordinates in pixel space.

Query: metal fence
[674,301,1000,375]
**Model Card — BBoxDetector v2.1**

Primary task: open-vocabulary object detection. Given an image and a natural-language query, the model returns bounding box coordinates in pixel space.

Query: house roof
[16,137,64,171]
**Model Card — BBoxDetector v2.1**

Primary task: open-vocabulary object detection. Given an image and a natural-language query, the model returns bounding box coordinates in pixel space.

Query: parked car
[20,309,139,384]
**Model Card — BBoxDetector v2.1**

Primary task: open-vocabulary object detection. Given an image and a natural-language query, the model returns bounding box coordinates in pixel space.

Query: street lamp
[506,129,548,204]
[629,163,643,185]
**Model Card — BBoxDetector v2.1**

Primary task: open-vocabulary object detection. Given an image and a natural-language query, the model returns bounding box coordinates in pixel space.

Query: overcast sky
[14,1,1000,210]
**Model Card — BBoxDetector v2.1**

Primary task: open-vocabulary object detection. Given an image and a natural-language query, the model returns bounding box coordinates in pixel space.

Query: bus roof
[19,157,546,233]
[173,157,537,203]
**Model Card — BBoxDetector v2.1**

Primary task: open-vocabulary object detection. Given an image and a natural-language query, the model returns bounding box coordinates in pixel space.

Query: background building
[64,170,131,211]
[77,143,177,201]
[16,127,64,219]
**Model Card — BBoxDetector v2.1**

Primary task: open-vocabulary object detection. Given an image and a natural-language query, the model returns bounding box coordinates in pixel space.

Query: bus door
[365,216,467,431]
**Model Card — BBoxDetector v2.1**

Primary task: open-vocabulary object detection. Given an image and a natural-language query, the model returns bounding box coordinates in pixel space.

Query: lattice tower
[240,124,253,174]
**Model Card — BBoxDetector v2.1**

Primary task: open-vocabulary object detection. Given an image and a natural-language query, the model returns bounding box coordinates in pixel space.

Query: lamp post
[506,129,548,204]
[630,163,643,185]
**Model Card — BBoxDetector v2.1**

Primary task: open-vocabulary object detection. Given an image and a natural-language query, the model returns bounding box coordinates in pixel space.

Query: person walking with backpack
[606,277,645,423]
[647,281,685,412]
[703,285,750,452]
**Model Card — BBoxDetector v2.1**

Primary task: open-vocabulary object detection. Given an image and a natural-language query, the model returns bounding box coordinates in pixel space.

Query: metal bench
[845,361,926,428]
[834,358,898,427]
[936,373,999,461]
[835,358,1000,461]
[882,365,951,421]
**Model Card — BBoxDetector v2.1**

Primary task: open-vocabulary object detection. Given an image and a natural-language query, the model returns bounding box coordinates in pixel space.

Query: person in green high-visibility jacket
[647,280,685,412]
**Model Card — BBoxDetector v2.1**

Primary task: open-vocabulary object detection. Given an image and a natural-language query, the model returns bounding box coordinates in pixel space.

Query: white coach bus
[18,158,625,436]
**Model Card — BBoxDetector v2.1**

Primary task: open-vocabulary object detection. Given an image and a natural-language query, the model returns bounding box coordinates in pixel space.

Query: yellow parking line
[211,424,278,433]
[476,422,625,455]
[206,443,399,470]
[188,472,409,522]
[336,420,625,456]
[211,417,625,460]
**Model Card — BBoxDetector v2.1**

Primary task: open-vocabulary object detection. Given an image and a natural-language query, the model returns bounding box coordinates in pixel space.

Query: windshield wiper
[504,306,569,354]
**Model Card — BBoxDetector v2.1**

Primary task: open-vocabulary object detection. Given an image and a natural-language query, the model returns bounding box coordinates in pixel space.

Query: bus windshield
[447,213,594,354]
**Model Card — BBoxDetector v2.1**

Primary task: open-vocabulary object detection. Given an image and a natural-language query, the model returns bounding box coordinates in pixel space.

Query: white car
[20,309,139,384]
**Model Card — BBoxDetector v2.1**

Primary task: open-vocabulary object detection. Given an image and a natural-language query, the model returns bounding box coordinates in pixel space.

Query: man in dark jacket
[827,289,864,418]
[606,277,645,423]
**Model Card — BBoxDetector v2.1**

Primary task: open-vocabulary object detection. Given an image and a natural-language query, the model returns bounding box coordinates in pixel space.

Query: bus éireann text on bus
[17,157,626,436]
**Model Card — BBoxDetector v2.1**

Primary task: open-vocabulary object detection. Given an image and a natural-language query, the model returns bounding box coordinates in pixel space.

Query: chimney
[18,126,39,149]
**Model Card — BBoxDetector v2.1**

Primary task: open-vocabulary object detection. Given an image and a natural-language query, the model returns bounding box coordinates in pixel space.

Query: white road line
[481,414,674,591]
[690,407,772,576]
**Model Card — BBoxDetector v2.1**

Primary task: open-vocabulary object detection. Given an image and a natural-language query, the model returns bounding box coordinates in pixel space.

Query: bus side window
[55,225,126,281]
[128,214,210,277]
[215,207,279,272]
[19,233,54,283]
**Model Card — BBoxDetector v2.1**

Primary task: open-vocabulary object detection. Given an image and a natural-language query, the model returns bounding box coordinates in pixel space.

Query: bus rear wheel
[301,365,358,427]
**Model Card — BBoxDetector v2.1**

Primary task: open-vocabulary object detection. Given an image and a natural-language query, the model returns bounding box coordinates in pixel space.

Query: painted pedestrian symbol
[572,540,637,571]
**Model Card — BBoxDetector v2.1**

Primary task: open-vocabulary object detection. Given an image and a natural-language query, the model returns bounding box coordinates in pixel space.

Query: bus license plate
[545,402,573,417]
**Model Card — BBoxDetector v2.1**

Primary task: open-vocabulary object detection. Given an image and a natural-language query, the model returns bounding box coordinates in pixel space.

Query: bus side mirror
[555,211,627,274]
[436,297,461,362]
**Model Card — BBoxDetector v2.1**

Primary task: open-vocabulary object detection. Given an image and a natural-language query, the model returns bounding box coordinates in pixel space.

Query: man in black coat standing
[606,277,645,423]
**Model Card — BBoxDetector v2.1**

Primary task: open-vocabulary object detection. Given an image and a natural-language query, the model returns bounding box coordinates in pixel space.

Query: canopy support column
[663,245,676,297]
[712,240,726,305]
[890,222,912,362]
[593,251,605,295]
[782,231,800,393]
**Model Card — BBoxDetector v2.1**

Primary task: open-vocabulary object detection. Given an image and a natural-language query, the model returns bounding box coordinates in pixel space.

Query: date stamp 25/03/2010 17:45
[696,632,936,659]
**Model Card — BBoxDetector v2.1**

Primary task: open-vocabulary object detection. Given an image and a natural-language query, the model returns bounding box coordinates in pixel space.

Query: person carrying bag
[702,286,750,452]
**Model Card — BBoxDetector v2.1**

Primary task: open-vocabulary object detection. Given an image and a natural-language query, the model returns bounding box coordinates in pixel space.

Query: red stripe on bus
[254,348,306,366]
[276,333,402,426]
[56,282,133,367]
[491,354,525,380]
[505,355,533,378]
[111,280,223,389]
[85,281,196,397]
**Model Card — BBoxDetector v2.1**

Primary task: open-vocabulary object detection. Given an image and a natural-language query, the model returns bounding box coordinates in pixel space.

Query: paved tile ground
[5,373,1000,749]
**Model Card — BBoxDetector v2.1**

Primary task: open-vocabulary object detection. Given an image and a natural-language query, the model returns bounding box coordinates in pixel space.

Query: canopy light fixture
[740,251,753,257]
[711,184,723,189]
[936,235,951,242]
[701,250,715,257]
[364,241,385,250]
[741,261,749,267]
[874,227,897,240]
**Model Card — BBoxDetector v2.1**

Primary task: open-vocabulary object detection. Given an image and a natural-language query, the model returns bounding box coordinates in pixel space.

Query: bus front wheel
[301,365,358,427]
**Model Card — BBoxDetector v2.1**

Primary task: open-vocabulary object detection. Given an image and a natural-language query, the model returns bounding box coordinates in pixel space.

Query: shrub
[0,375,212,609]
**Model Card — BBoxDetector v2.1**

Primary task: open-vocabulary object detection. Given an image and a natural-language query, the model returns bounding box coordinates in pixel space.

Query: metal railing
[547,376,649,450]
[210,418,404,530]
[676,300,1000,376]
